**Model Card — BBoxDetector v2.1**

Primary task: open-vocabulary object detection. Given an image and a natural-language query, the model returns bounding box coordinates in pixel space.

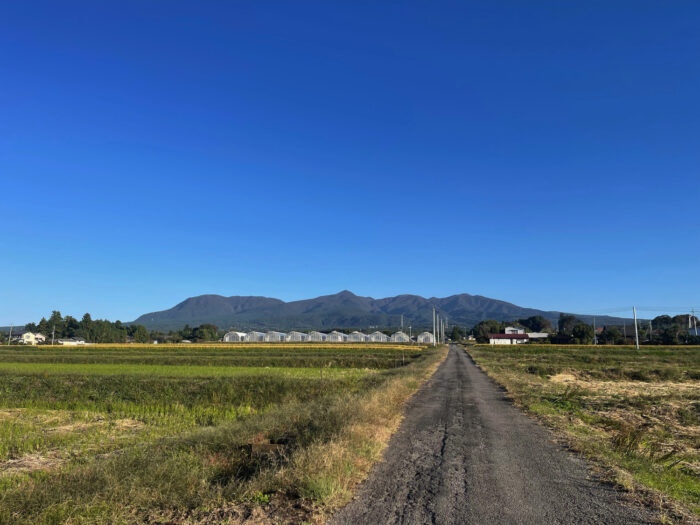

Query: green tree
[472,320,502,343]
[599,326,621,344]
[131,325,150,343]
[558,314,579,335]
[572,323,594,344]
[518,316,552,333]
[449,326,465,341]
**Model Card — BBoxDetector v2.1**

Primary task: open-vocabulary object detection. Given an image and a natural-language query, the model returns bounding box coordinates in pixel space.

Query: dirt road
[332,344,656,525]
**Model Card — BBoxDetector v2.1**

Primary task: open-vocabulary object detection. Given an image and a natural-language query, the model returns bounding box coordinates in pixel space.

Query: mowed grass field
[0,343,444,524]
[468,345,700,521]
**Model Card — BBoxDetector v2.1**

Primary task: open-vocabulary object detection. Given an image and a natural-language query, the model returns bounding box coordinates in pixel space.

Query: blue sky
[1,1,699,325]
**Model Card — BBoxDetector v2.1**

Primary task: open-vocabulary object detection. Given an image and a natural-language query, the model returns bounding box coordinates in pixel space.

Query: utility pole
[51,326,55,346]
[7,325,12,345]
[648,320,653,341]
[693,309,698,336]
[593,317,597,345]
[633,306,640,350]
[401,314,404,331]
[432,307,436,347]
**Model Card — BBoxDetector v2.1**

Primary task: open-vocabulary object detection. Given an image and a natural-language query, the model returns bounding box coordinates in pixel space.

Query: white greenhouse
[327,331,348,343]
[308,331,327,342]
[245,331,265,342]
[391,331,410,343]
[368,331,390,342]
[223,331,247,342]
[264,331,287,342]
[416,331,435,344]
[286,331,308,342]
[348,331,369,342]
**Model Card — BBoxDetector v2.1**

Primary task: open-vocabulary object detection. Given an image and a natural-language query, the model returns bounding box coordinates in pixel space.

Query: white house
[264,331,286,342]
[327,331,348,342]
[245,331,265,342]
[286,331,308,342]
[391,331,410,343]
[12,332,46,345]
[488,333,529,345]
[368,331,389,342]
[504,326,525,335]
[527,332,549,341]
[348,331,369,342]
[308,331,327,342]
[416,331,435,344]
[223,331,247,342]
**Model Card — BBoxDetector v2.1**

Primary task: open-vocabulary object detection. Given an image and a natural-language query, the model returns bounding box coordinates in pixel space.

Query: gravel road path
[332,344,656,525]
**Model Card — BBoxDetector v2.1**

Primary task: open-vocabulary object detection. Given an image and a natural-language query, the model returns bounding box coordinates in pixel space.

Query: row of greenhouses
[222,330,435,343]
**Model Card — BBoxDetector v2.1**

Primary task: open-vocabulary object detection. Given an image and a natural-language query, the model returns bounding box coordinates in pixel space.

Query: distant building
[327,331,348,342]
[11,332,46,345]
[245,331,265,342]
[368,331,389,343]
[264,331,286,342]
[504,326,525,335]
[488,333,529,345]
[57,337,86,346]
[416,331,435,344]
[527,332,549,341]
[348,331,369,342]
[307,331,327,342]
[391,331,410,343]
[223,331,247,342]
[286,331,308,342]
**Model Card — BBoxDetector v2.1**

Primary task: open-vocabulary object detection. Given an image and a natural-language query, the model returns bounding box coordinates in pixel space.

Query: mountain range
[132,291,629,331]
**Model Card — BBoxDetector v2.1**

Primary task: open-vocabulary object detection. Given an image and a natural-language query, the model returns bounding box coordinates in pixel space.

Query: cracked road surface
[332,344,656,525]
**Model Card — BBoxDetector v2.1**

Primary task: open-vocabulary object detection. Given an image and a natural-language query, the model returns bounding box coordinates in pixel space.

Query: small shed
[368,331,389,342]
[391,331,410,343]
[223,331,247,342]
[416,331,435,344]
[488,333,529,345]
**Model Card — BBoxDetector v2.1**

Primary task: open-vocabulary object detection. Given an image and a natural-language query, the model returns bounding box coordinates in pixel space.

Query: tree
[131,325,150,343]
[449,326,465,341]
[572,323,594,344]
[558,314,579,335]
[36,318,49,336]
[48,310,64,337]
[599,326,621,344]
[471,320,502,343]
[518,316,552,333]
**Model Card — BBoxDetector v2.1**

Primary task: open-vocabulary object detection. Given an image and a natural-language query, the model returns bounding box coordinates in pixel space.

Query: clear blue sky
[2,1,699,325]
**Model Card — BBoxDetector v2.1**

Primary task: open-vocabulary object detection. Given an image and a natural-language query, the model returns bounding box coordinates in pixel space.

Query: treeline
[470,313,700,345]
[20,311,150,343]
[5,311,222,344]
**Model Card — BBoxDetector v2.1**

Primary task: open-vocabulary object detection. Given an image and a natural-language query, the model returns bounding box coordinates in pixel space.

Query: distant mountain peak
[132,290,629,331]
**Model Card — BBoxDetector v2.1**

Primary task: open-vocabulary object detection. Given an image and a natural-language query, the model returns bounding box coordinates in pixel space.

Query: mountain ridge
[132,291,630,331]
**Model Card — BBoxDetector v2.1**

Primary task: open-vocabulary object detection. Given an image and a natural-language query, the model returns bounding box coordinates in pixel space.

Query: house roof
[488,333,529,340]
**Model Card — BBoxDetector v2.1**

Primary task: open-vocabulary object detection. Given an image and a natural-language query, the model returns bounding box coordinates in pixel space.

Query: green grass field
[0,343,441,524]
[468,345,700,521]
